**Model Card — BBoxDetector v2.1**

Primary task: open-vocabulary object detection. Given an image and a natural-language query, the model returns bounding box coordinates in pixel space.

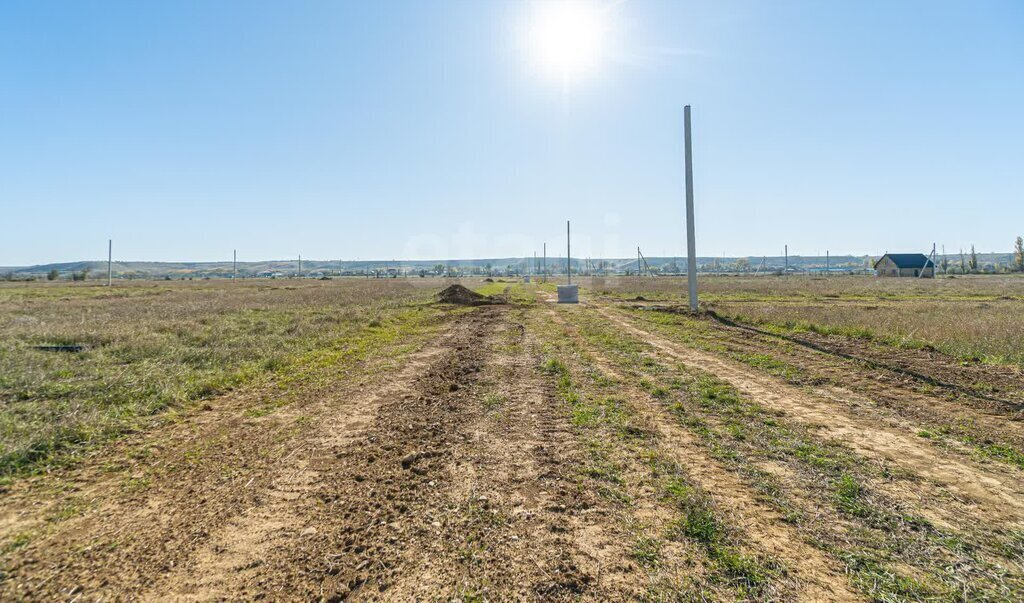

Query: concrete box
[557,284,579,304]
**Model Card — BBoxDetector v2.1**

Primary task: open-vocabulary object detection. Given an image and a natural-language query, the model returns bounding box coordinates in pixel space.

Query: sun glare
[528,1,609,80]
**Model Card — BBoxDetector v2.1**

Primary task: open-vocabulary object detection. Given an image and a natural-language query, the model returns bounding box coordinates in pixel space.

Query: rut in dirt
[155,305,638,601]
[699,309,1024,437]
[0,309,457,600]
[543,305,862,602]
[1,304,646,601]
[702,310,1024,407]
[231,305,636,600]
[597,303,1024,542]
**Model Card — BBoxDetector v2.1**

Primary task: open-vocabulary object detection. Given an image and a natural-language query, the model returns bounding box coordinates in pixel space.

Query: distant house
[874,253,934,278]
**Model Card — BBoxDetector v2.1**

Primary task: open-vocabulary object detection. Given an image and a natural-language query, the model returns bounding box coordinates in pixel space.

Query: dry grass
[587,273,1024,301]
[713,298,1024,366]
[4,273,1021,476]
[0,278,444,476]
[584,275,1024,367]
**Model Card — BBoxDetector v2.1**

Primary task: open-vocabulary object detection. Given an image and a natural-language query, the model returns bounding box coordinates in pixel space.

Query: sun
[527,1,609,80]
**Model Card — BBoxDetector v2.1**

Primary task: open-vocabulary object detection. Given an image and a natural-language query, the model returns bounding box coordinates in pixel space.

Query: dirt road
[1,305,653,600]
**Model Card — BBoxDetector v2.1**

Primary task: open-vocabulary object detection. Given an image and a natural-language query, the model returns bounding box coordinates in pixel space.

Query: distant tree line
[940,238,1023,274]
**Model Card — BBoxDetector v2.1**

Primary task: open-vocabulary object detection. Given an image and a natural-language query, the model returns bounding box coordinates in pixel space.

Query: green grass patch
[0,283,442,477]
[631,535,663,568]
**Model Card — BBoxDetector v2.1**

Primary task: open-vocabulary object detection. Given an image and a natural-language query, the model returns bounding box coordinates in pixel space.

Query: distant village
[4,245,1023,282]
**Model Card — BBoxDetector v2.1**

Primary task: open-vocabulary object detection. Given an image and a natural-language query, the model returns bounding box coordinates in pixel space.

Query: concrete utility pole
[233,249,237,280]
[107,239,112,286]
[298,255,302,278]
[566,221,572,285]
[919,243,936,279]
[543,243,547,283]
[684,105,698,312]
[637,247,642,280]
[556,221,579,303]
[826,250,829,275]
[784,245,789,273]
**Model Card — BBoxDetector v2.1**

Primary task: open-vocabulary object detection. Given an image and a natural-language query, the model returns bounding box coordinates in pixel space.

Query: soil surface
[0,306,636,601]
[3,292,1024,601]
[437,285,503,306]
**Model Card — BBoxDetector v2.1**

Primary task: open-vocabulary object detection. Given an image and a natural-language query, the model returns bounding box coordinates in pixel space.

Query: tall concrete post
[107,239,112,287]
[557,222,579,303]
[233,249,237,280]
[566,221,571,285]
[684,105,698,312]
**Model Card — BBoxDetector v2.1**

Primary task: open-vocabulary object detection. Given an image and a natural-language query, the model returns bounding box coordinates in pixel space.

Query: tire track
[594,303,1024,527]
[694,311,1024,451]
[144,323,459,600]
[387,308,634,599]
[547,305,864,602]
[0,310,451,600]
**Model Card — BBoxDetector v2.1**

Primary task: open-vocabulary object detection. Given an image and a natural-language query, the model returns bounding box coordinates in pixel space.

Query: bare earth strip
[428,310,635,599]
[0,308,454,600]
[212,304,643,600]
[705,308,1024,412]
[139,322,460,599]
[594,303,1024,528]
[546,304,864,602]
[695,311,1024,451]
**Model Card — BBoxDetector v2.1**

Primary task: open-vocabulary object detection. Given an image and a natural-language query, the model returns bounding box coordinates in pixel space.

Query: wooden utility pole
[684,105,698,312]
[637,247,642,280]
[298,255,302,278]
[233,249,237,280]
[107,239,112,286]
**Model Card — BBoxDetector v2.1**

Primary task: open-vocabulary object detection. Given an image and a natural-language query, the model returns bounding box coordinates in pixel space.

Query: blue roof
[876,253,934,269]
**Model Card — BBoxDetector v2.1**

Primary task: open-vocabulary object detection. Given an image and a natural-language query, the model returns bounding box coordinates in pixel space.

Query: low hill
[1,253,1016,280]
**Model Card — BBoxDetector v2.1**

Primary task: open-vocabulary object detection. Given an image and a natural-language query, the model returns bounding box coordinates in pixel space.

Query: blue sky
[1,0,1022,265]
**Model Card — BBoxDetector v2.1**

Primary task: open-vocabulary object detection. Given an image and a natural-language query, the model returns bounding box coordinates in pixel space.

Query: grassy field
[590,274,1024,367]
[2,275,1023,601]
[0,279,441,477]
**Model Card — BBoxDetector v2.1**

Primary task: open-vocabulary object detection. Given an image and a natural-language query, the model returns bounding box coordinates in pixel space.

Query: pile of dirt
[436,284,503,306]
